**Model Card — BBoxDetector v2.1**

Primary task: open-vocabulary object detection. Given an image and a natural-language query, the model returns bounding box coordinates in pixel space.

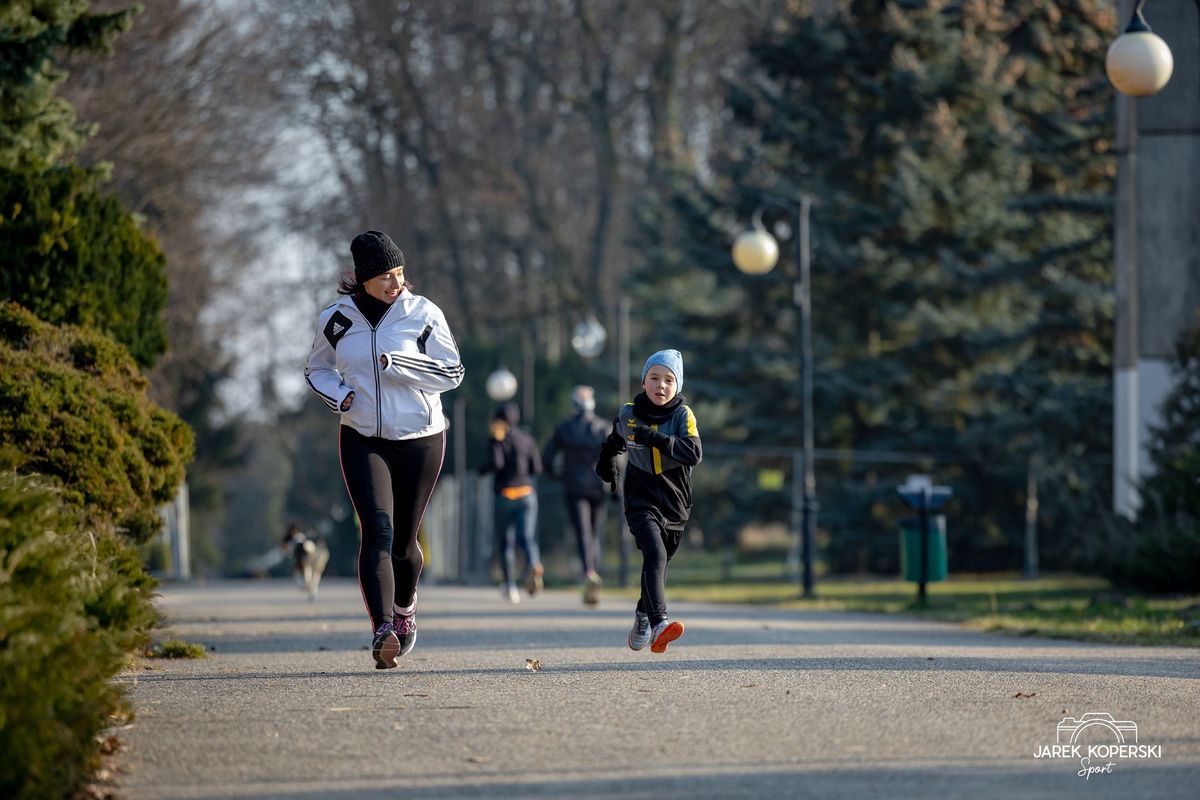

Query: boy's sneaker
[371,622,400,669]
[526,563,545,596]
[627,611,651,651]
[650,619,685,653]
[394,612,417,657]
[582,572,602,606]
[503,584,521,604]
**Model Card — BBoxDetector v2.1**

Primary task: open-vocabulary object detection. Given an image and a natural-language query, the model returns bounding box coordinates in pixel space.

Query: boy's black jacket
[596,393,702,531]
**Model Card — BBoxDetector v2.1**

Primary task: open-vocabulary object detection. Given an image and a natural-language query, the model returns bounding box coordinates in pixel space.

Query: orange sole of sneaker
[650,621,685,653]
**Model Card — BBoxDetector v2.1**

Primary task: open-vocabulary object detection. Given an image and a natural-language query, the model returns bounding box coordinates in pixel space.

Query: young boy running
[596,349,701,653]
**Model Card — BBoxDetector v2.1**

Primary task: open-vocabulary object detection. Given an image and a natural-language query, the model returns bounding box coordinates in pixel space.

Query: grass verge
[602,560,1200,646]
[144,638,207,659]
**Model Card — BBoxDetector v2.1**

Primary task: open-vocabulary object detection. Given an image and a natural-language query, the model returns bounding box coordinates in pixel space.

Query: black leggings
[566,495,607,578]
[339,426,445,629]
[629,511,682,625]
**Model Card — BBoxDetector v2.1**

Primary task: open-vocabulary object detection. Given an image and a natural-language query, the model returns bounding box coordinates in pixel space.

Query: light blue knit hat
[641,349,683,390]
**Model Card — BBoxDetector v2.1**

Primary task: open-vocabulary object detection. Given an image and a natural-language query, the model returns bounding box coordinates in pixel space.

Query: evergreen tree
[0,1,137,169]
[1,3,167,366]
[0,164,168,366]
[633,0,1115,570]
[1142,318,1200,519]
[0,302,192,542]
[1100,319,1200,594]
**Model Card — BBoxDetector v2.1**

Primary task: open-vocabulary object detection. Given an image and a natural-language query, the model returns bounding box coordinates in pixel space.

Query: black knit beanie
[351,230,405,283]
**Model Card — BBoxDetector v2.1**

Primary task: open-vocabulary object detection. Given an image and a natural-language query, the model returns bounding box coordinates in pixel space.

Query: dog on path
[281,524,330,601]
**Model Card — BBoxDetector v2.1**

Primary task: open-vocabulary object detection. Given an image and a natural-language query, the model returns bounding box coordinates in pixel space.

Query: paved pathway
[114,579,1200,799]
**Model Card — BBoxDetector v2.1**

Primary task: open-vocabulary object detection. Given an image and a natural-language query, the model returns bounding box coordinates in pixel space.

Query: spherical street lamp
[732,215,780,275]
[1106,0,1175,96]
[571,314,607,359]
[485,366,518,402]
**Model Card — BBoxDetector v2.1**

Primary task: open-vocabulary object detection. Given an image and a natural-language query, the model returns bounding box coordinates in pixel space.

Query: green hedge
[0,459,158,799]
[0,302,192,543]
[0,165,168,366]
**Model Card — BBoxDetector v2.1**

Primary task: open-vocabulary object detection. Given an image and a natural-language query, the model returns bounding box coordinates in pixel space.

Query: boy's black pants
[629,511,682,625]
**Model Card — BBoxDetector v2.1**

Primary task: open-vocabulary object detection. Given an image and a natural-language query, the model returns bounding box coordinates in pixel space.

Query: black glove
[632,425,668,448]
[596,457,616,484]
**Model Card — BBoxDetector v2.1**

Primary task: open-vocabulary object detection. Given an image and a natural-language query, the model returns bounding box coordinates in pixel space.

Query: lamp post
[732,196,818,598]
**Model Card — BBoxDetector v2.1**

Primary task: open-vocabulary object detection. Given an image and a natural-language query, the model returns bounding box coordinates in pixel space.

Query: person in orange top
[480,402,544,602]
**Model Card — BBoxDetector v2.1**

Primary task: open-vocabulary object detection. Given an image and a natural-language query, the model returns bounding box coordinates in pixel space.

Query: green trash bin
[899,516,947,583]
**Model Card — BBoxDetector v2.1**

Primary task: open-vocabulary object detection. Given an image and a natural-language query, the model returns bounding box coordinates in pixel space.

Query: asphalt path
[113,579,1200,799]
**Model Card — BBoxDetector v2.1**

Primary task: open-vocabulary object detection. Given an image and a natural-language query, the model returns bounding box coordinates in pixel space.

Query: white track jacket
[305,290,465,440]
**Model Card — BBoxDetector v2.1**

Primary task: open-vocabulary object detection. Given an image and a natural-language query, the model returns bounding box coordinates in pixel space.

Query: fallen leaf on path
[96,735,122,756]
[525,658,541,672]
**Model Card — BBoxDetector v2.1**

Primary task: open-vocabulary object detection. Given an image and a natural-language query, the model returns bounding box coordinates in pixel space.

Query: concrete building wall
[1114,0,1200,516]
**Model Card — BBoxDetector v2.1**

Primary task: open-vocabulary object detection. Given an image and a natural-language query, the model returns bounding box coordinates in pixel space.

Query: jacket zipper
[371,325,382,438]
[369,301,396,439]
[418,390,433,427]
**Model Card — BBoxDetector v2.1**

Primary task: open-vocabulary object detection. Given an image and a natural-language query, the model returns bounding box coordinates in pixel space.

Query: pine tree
[0,1,137,169]
[1100,319,1200,594]
[0,4,167,366]
[0,164,168,366]
[1143,318,1200,519]
[632,0,1115,570]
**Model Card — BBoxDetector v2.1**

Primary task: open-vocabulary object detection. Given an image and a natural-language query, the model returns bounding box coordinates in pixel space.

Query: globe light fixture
[571,314,607,359]
[1105,0,1175,96]
[732,215,780,275]
[485,366,518,402]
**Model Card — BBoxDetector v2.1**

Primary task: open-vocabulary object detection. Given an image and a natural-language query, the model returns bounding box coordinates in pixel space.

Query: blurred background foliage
[32,0,1136,581]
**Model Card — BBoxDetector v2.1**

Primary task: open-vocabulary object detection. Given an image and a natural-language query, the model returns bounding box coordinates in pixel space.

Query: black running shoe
[372,622,400,669]
[395,612,417,657]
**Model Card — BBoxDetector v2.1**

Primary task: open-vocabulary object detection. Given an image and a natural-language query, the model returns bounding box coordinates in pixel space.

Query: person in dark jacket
[543,385,610,605]
[480,402,544,603]
[596,349,701,653]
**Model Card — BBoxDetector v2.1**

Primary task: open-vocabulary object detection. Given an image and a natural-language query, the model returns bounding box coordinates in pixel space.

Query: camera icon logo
[1057,712,1139,745]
